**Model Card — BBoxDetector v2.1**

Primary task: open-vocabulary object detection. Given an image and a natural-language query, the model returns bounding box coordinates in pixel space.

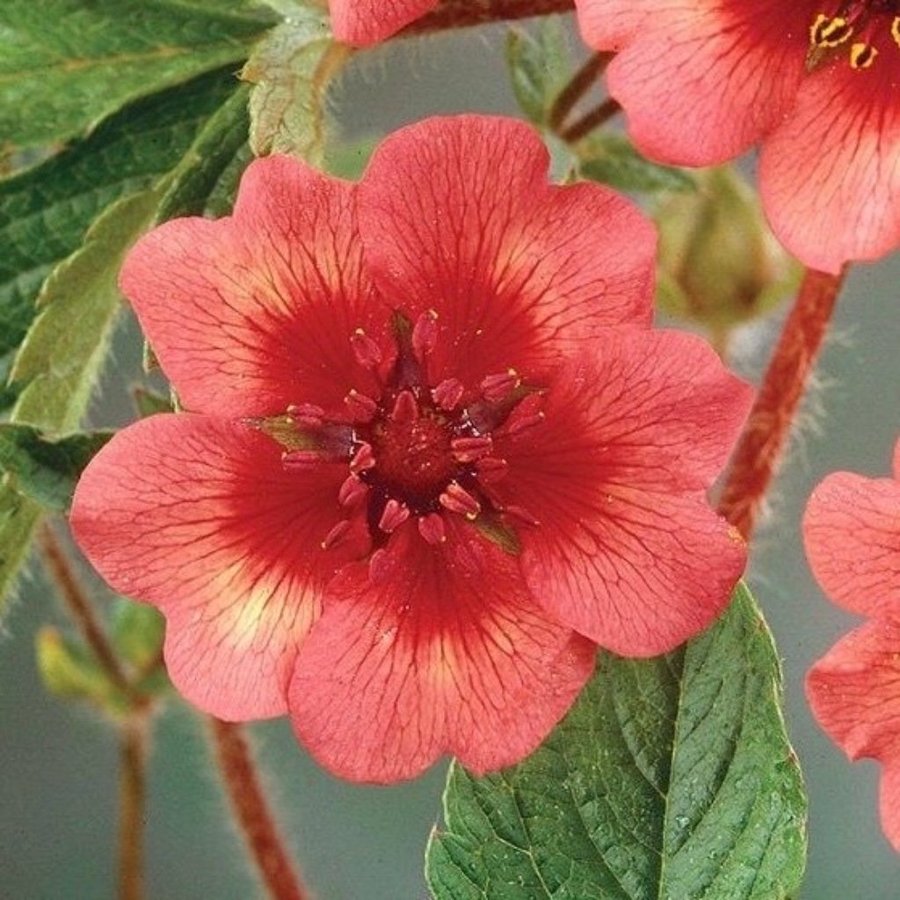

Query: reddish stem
[549,52,612,131]
[208,719,309,900]
[406,0,574,35]
[558,96,621,143]
[119,712,150,900]
[717,267,847,540]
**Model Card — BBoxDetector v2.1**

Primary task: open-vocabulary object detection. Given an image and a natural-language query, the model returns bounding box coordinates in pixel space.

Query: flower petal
[803,467,900,618]
[807,618,900,850]
[760,57,900,273]
[498,334,750,655]
[71,414,362,719]
[600,0,810,165]
[288,520,595,782]
[574,0,656,47]
[120,155,383,419]
[329,0,437,46]
[358,115,654,388]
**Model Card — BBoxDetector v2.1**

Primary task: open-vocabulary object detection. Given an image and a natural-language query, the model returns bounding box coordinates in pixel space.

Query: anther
[350,442,376,473]
[810,13,853,47]
[350,328,383,369]
[504,505,541,527]
[286,403,325,427]
[892,17,900,49]
[321,519,352,550]
[432,378,464,411]
[439,482,481,520]
[850,41,877,68]
[480,369,520,402]
[451,435,494,463]
[390,389,419,424]
[344,389,378,423]
[474,456,509,483]
[338,474,369,508]
[504,409,545,437]
[378,499,410,533]
[411,309,439,361]
[418,513,447,545]
[282,449,325,470]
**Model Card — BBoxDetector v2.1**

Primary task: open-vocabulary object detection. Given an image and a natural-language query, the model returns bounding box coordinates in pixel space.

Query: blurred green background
[2,20,899,899]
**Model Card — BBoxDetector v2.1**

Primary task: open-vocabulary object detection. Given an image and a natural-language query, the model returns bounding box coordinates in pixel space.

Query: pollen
[810,13,853,46]
[850,41,879,67]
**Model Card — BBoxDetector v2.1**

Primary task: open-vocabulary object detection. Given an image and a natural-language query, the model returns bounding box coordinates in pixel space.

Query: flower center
[807,2,900,70]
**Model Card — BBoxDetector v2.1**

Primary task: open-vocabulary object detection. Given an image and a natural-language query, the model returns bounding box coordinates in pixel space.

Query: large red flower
[805,438,900,849]
[574,0,900,273]
[329,0,437,46]
[71,115,752,783]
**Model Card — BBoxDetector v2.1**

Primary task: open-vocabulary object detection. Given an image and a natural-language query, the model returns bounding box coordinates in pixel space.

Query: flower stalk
[119,711,150,900]
[718,266,847,539]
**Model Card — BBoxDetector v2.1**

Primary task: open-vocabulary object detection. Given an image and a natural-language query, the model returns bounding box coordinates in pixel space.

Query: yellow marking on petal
[892,17,900,50]
[810,13,853,48]
[850,42,878,69]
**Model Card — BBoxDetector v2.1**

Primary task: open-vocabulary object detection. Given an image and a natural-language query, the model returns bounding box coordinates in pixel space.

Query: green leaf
[0,68,245,405]
[0,425,111,511]
[427,584,806,900]
[131,387,174,418]
[505,19,569,127]
[241,3,350,160]
[111,599,165,673]
[578,134,697,195]
[0,0,275,148]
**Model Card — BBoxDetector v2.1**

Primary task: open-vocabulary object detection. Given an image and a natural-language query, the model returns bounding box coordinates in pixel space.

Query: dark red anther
[350,442,376,473]
[344,389,378,423]
[418,513,447,545]
[432,377,464,410]
[378,499,410,533]
[286,403,325,428]
[504,504,541,527]
[412,309,438,360]
[480,369,520,402]
[338,474,369,508]
[282,449,324,470]
[503,408,545,437]
[451,435,493,463]
[390,389,419,424]
[439,481,481,519]
[474,456,509,483]
[321,519,352,550]
[350,328,383,369]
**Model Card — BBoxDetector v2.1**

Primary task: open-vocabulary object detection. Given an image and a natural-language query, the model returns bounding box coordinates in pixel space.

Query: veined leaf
[427,583,806,900]
[505,19,570,128]
[578,134,696,195]
[0,0,274,148]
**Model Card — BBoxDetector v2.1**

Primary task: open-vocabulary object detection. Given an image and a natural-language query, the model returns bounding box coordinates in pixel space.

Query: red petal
[288,520,595,782]
[803,467,900,618]
[71,414,362,719]
[358,115,654,388]
[329,0,437,46]
[807,618,900,850]
[601,0,810,165]
[120,155,383,418]
[760,56,900,273]
[574,0,655,47]
[498,334,750,655]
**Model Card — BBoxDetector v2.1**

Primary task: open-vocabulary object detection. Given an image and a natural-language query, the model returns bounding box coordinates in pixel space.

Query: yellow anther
[892,16,900,50]
[810,13,853,48]
[850,42,878,69]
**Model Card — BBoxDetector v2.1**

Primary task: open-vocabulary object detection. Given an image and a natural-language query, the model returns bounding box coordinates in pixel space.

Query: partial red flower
[71,115,752,783]
[805,438,900,849]
[329,0,437,46]
[573,0,900,273]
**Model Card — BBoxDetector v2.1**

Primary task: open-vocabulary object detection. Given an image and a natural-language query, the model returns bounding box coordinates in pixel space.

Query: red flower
[71,115,751,782]
[573,0,900,273]
[329,0,437,46]
[805,438,900,849]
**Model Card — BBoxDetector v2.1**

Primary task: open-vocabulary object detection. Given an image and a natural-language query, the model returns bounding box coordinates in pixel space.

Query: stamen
[418,513,447,545]
[432,378,464,411]
[850,41,878,68]
[286,403,325,427]
[439,482,481,519]
[892,16,900,49]
[344,389,378,422]
[338,474,369,508]
[412,309,439,361]
[503,409,545,437]
[474,456,509,483]
[350,328,383,369]
[504,505,541,527]
[378,499,410,533]
[350,442,376,473]
[480,369,520,402]
[810,13,853,47]
[282,449,326,470]
[451,435,494,463]
[321,519,352,550]
[390,389,419,423]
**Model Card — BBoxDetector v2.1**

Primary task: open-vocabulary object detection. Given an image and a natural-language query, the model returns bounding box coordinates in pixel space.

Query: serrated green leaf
[241,5,350,160]
[505,19,569,127]
[0,425,111,511]
[0,0,275,148]
[578,134,696,195]
[427,584,806,900]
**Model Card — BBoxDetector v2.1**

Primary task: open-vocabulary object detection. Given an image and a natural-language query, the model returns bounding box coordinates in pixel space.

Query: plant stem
[119,712,150,900]
[549,52,612,131]
[208,718,308,900]
[717,267,847,540]
[39,525,135,699]
[406,0,574,35]
[559,97,621,142]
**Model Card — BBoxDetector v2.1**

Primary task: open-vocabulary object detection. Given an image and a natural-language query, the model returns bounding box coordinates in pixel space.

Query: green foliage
[0,425,111,511]
[241,3,350,160]
[111,599,166,674]
[131,387,174,418]
[427,584,806,900]
[578,133,697,195]
[505,19,570,128]
[0,0,274,148]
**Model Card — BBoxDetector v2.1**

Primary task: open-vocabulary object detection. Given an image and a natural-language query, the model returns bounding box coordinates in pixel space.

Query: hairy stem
[208,719,308,900]
[559,96,621,143]
[406,0,574,35]
[119,712,150,900]
[718,267,847,540]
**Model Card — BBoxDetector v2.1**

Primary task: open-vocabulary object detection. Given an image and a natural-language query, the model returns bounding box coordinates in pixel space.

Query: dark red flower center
[807,2,900,70]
